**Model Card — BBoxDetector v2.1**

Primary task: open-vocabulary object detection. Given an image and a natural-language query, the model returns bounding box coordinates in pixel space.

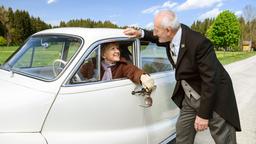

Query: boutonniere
[181,44,185,48]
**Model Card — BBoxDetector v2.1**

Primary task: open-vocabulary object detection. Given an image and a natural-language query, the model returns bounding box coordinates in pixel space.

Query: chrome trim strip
[159,133,176,144]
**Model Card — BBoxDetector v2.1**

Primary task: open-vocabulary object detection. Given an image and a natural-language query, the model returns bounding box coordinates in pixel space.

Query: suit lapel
[165,43,176,68]
[175,25,187,70]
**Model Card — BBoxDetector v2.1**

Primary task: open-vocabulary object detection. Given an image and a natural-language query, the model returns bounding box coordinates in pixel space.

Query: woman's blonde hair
[101,42,119,57]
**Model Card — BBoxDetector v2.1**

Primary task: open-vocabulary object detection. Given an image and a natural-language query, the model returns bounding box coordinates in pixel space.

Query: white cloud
[162,1,178,9]
[142,6,160,14]
[47,0,57,4]
[145,22,154,30]
[177,0,222,11]
[235,10,242,17]
[198,8,221,20]
[142,1,178,14]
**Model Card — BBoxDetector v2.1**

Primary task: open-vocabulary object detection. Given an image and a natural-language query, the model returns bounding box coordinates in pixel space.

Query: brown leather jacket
[80,57,145,84]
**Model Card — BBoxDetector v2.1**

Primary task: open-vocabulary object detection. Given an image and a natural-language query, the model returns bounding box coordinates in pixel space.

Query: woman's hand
[140,74,155,92]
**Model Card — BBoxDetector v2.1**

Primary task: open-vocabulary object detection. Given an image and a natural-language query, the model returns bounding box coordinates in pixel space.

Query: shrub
[0,36,7,46]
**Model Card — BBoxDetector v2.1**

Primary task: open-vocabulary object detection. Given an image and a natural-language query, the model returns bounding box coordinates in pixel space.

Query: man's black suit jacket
[142,24,241,131]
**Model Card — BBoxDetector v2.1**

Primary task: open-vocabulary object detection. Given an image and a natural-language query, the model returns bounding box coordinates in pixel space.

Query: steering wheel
[52,59,82,82]
[52,59,67,77]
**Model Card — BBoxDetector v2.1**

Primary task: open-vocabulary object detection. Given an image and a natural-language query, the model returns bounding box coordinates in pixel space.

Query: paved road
[194,55,256,144]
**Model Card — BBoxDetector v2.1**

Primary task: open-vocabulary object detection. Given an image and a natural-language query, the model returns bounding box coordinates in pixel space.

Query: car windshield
[3,35,82,81]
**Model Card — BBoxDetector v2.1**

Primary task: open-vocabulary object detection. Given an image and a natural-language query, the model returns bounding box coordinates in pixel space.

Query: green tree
[12,10,33,44]
[59,21,66,27]
[31,17,51,34]
[0,21,4,36]
[6,8,16,46]
[63,18,119,28]
[207,10,241,51]
[0,7,8,38]
[251,19,256,48]
[243,5,256,45]
[1,5,123,45]
[238,17,246,50]
[191,18,214,36]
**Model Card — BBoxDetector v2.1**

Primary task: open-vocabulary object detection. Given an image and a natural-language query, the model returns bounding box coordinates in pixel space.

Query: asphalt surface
[194,55,256,144]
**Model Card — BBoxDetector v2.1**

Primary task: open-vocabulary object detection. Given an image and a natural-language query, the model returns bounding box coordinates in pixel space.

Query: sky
[1,0,255,28]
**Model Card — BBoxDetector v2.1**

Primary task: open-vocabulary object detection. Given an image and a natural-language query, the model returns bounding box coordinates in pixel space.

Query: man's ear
[167,27,177,38]
[166,28,173,36]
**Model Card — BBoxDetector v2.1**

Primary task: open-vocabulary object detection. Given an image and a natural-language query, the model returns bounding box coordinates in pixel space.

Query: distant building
[242,41,252,51]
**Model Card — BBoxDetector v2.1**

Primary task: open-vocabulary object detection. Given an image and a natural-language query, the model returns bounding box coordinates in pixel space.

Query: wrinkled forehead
[154,14,164,27]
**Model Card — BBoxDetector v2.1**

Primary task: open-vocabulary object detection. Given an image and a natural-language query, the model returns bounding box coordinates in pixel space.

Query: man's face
[102,43,120,64]
[153,17,174,43]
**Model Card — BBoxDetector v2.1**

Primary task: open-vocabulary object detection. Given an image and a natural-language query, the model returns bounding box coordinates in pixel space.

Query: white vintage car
[0,28,179,144]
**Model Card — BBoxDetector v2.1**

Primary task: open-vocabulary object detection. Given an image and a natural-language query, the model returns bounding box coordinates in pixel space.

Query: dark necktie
[170,43,177,64]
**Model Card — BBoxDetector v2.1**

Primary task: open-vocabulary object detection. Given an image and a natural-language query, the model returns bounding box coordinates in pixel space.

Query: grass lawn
[0,46,19,64]
[0,46,256,65]
[216,51,256,65]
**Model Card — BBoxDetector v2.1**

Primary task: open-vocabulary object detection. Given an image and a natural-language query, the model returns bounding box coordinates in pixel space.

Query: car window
[140,41,173,73]
[70,40,134,84]
[8,35,82,80]
[71,46,100,83]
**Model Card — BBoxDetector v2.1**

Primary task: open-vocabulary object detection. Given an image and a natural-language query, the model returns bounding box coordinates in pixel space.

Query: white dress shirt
[171,26,182,57]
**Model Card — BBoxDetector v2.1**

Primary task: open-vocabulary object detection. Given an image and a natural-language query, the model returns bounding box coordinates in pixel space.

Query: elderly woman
[80,42,154,91]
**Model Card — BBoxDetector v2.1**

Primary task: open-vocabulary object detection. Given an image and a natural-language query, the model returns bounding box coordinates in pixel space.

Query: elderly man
[124,10,241,144]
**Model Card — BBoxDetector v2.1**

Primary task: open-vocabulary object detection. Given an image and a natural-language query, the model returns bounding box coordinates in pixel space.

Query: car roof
[34,27,128,42]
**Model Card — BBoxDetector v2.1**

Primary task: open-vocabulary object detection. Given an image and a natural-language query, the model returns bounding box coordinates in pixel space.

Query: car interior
[70,41,134,84]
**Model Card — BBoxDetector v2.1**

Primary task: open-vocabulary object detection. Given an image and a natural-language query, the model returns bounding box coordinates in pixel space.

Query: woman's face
[102,43,120,64]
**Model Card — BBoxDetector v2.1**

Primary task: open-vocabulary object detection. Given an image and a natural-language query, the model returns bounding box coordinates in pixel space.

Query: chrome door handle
[132,86,156,108]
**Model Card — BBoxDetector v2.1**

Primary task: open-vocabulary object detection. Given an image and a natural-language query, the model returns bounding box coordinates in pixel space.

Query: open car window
[70,40,134,84]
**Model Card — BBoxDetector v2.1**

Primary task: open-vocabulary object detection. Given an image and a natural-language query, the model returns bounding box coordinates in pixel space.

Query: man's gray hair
[157,10,180,31]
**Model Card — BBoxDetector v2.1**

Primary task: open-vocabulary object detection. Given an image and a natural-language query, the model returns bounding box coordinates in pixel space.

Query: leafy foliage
[191,5,256,51]
[59,19,119,28]
[0,5,120,46]
[0,36,7,46]
[206,10,241,51]
[31,17,51,34]
[0,6,51,45]
[191,18,215,36]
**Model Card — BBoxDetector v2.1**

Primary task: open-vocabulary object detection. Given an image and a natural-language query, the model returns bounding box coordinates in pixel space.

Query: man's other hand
[194,115,209,131]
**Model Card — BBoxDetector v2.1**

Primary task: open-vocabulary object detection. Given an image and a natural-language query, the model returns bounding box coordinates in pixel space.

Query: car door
[138,40,179,144]
[41,40,148,144]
